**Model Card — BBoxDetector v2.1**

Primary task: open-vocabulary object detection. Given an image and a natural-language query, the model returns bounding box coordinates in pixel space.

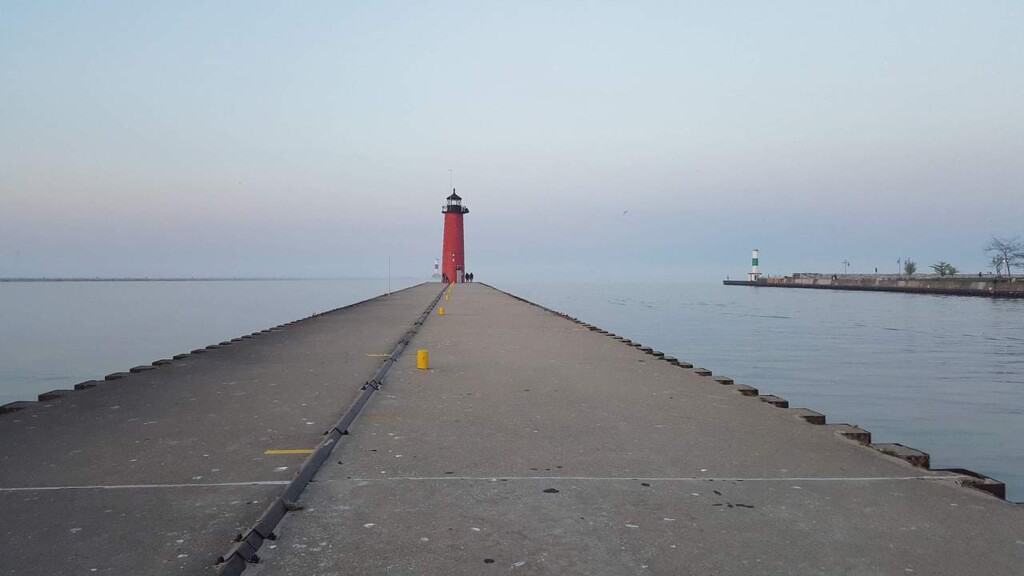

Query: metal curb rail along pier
[481,283,1008,501]
[215,285,447,575]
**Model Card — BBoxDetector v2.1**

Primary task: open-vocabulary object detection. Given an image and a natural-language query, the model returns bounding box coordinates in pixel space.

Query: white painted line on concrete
[334,475,963,483]
[0,480,290,492]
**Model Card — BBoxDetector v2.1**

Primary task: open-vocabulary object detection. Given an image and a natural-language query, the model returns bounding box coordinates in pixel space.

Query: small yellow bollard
[444,291,450,301]
[438,306,446,316]
[416,349,430,370]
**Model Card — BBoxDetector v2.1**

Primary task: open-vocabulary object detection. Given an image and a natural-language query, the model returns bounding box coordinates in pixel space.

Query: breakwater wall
[725,274,1024,297]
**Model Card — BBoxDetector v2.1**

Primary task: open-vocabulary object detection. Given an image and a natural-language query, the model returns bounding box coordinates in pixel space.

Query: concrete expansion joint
[330,474,978,484]
[217,536,260,567]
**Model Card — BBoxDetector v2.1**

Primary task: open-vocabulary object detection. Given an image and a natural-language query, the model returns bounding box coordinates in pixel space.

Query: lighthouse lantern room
[441,189,469,283]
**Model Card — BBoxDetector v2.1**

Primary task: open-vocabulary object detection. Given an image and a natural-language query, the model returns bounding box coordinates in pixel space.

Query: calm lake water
[1,279,1022,500]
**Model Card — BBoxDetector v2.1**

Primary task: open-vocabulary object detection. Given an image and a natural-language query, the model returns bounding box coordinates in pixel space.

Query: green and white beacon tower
[748,249,761,282]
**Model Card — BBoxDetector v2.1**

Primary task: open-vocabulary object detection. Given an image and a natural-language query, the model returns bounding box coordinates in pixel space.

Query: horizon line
[0,276,422,283]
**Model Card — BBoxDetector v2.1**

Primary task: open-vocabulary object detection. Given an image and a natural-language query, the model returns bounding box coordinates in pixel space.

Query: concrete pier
[0,283,442,575]
[254,283,1022,575]
[2,283,1022,575]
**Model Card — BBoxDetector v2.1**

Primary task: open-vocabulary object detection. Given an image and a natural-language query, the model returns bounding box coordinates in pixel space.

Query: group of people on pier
[440,272,474,283]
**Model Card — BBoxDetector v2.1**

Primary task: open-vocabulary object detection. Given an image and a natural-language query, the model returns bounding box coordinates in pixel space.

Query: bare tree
[985,237,1023,278]
[990,256,1005,276]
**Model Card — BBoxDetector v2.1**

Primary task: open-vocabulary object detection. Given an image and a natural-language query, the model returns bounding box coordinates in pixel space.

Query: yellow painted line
[363,413,400,420]
[264,449,315,455]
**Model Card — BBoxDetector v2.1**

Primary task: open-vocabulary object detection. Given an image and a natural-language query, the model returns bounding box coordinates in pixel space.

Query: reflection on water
[502,282,1024,502]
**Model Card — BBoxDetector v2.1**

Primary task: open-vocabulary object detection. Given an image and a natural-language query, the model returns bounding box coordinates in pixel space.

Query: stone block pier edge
[485,283,1009,501]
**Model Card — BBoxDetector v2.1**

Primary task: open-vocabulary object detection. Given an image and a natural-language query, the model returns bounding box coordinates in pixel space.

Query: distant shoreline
[724,274,1024,298]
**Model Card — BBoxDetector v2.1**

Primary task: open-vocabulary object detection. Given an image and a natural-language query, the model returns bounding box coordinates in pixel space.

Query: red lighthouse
[441,189,469,283]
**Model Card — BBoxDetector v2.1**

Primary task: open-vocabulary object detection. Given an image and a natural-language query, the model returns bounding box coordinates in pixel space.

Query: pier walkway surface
[1,283,1022,575]
[0,283,442,575]
[254,283,1023,576]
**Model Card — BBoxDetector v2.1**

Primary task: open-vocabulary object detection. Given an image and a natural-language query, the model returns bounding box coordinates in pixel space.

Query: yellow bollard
[445,291,449,301]
[438,306,446,316]
[416,349,430,370]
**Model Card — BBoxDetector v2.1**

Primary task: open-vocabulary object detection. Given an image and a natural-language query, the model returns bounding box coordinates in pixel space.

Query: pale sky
[2,1,1022,281]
